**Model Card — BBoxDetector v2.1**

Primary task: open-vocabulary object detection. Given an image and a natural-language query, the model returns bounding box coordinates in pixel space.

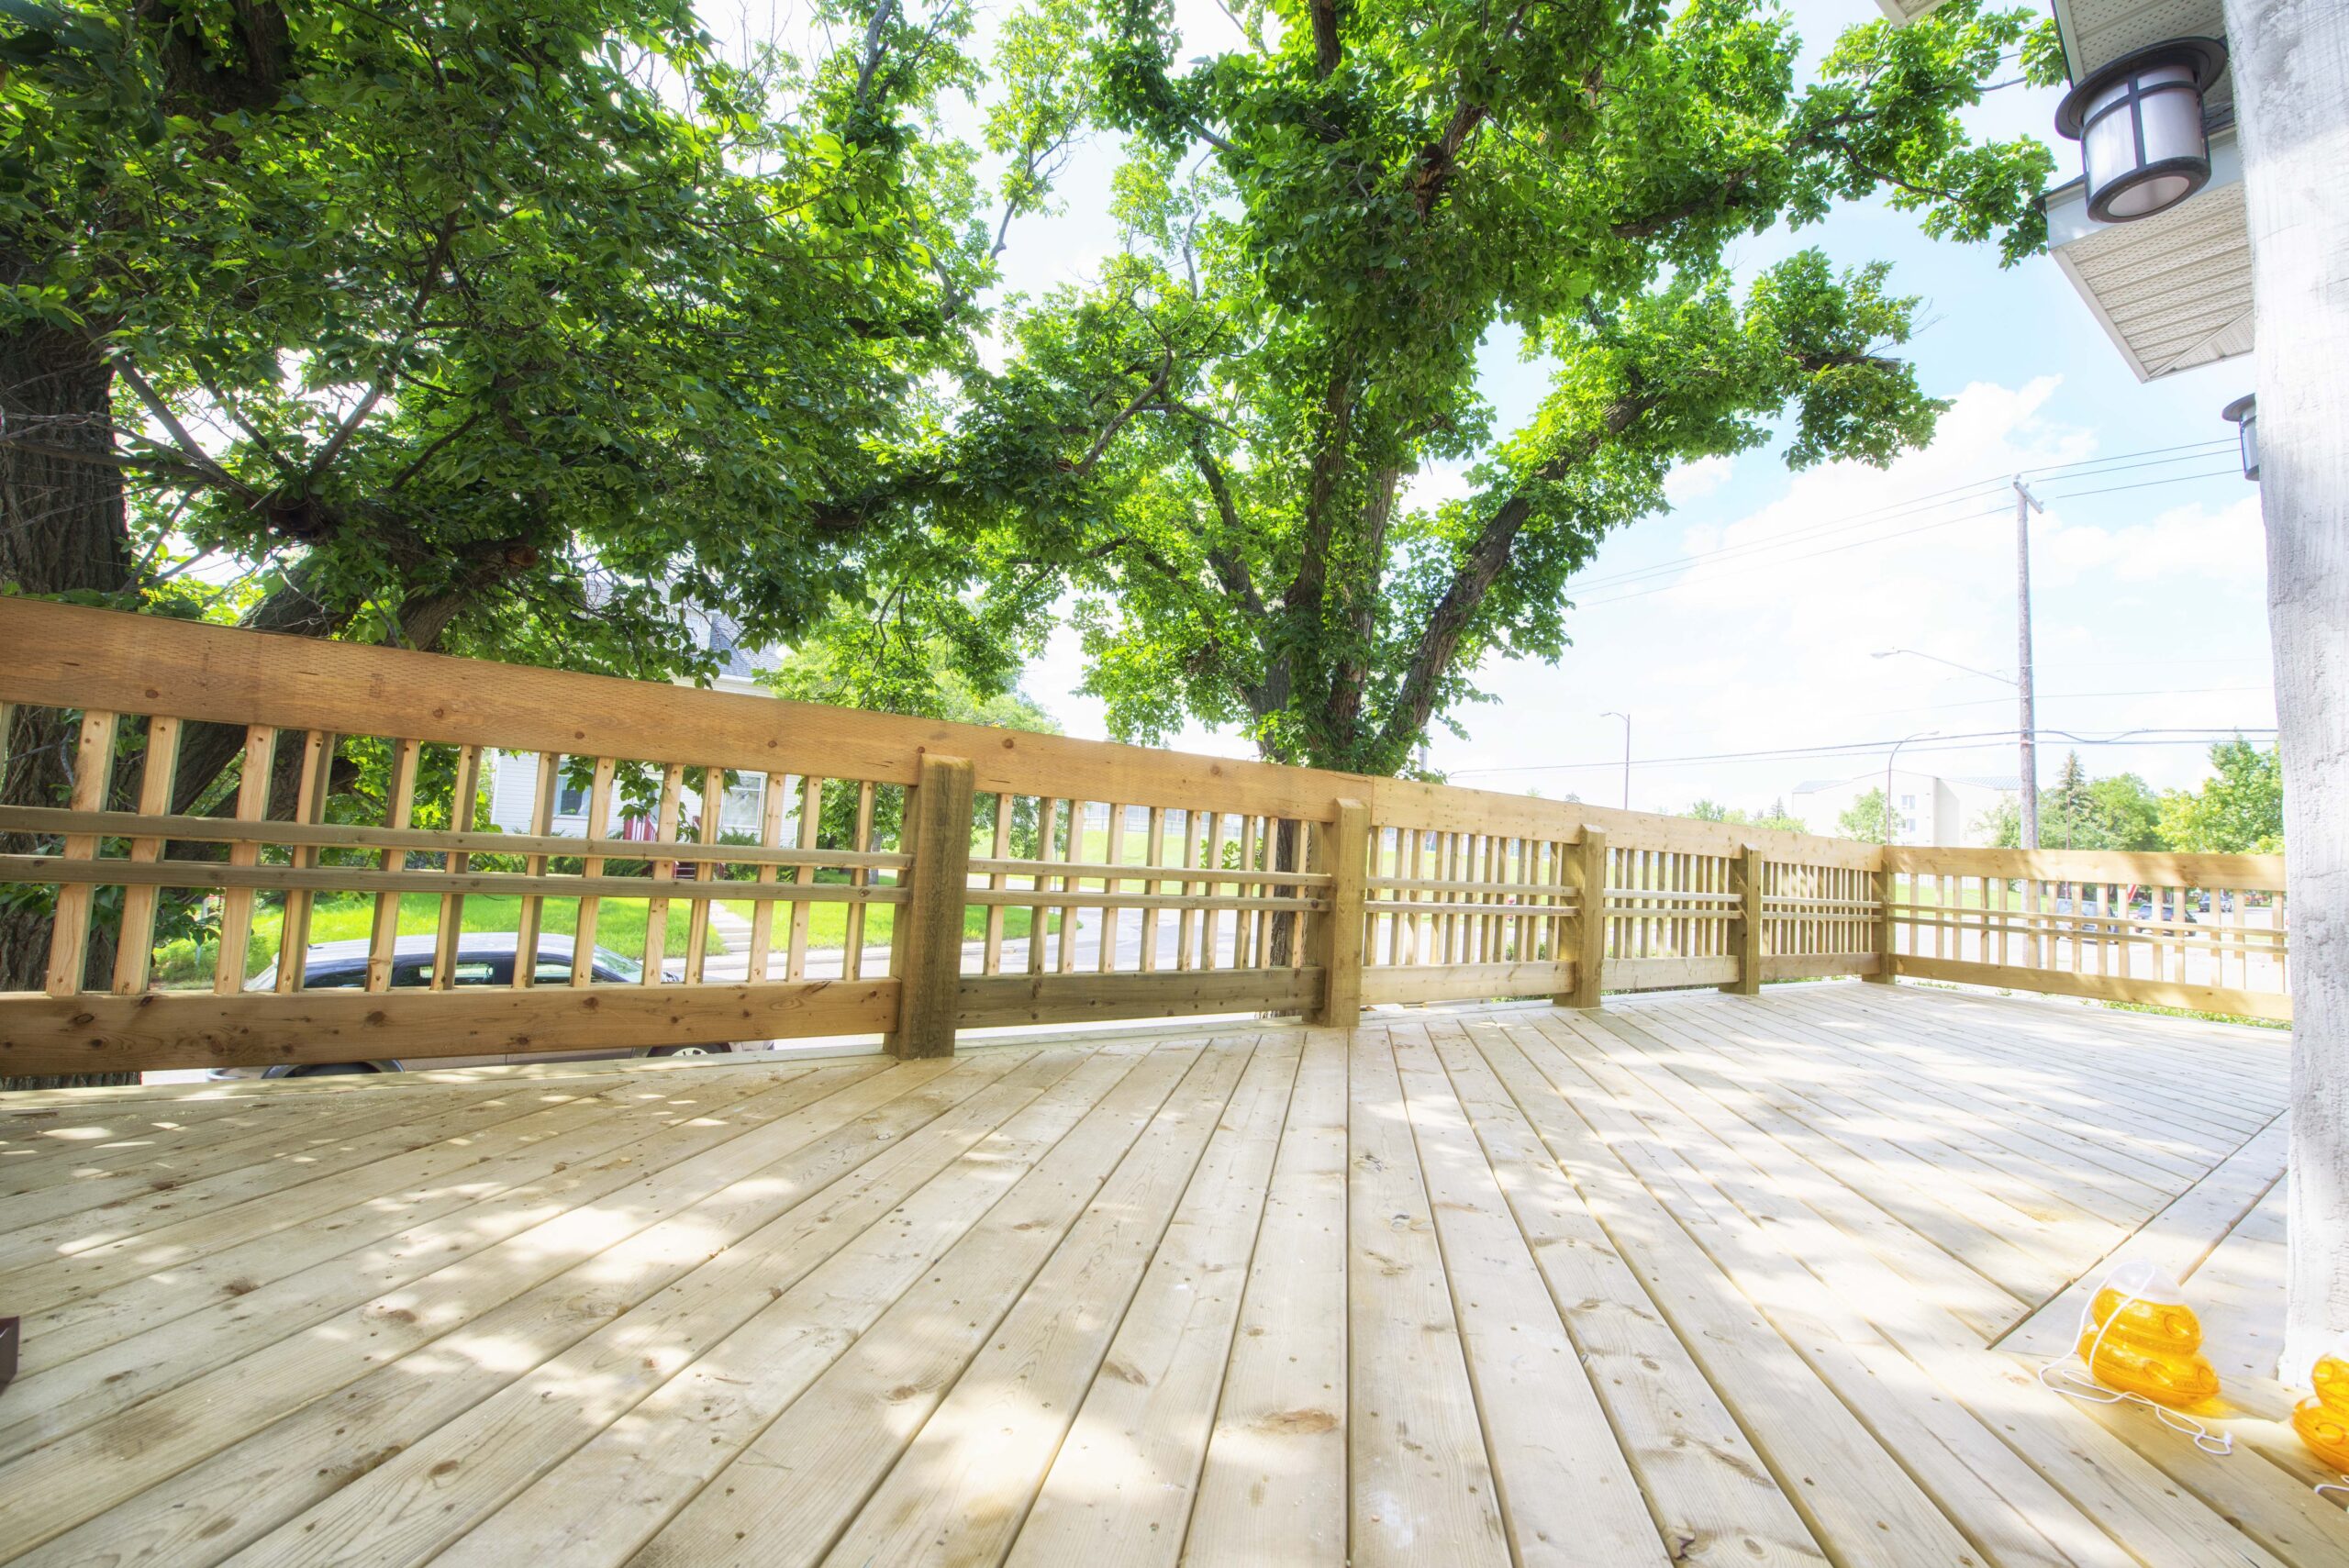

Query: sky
[751,0,2277,826]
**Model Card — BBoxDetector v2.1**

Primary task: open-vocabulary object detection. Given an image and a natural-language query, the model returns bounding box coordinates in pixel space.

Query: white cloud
[1664,454,1735,505]
[1436,377,2274,814]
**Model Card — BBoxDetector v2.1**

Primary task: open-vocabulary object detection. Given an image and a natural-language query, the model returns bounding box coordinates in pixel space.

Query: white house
[1791,771,2019,847]
[485,606,779,840]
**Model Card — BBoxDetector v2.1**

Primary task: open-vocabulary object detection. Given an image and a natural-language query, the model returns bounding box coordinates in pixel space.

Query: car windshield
[595,946,643,982]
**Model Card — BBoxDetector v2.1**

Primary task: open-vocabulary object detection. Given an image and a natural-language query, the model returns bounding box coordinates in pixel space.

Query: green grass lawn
[719,887,1042,953]
[151,892,701,988]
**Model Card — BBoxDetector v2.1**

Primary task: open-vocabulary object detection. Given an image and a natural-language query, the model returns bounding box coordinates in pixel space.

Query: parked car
[215,932,736,1078]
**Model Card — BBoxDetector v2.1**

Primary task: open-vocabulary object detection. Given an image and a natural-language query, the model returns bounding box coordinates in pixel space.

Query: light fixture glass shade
[2056,39,2227,224]
[2222,394,2259,481]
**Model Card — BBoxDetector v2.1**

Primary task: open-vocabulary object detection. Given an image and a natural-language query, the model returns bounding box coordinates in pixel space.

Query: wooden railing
[1883,846,2290,1021]
[0,601,2294,1073]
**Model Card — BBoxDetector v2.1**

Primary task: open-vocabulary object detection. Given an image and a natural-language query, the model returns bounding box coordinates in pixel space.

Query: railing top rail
[1883,844,2287,890]
[0,598,1883,865]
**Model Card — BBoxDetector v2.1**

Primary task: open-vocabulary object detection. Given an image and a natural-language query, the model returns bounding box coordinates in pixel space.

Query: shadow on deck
[0,980,2312,1568]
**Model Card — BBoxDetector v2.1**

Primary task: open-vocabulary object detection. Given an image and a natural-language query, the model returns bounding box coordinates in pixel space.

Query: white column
[2223,0,2349,1382]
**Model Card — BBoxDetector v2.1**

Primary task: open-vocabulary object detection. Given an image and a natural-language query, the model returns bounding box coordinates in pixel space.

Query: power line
[1572,466,2245,608]
[1450,727,2276,777]
[1831,683,2272,721]
[1567,486,2009,595]
[1564,439,2244,603]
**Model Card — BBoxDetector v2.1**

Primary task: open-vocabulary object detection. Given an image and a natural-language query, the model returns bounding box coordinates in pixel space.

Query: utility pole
[2013,477,2044,849]
[1602,711,1631,810]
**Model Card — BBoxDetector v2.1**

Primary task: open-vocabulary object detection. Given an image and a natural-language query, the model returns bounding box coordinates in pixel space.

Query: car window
[533,959,575,984]
[445,961,499,986]
[301,968,368,990]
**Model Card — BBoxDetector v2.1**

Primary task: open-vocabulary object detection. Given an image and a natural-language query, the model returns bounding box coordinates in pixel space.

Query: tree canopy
[1837,787,1890,843]
[2157,738,2284,854]
[3,0,1013,668]
[912,0,2058,771]
[0,0,1041,988]
[1966,743,2280,853]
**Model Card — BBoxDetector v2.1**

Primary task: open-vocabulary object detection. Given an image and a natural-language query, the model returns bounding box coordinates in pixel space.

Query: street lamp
[1876,644,2037,846]
[1601,711,1631,811]
[1872,648,2017,687]
[2222,394,2260,480]
[2054,39,2229,224]
[1884,729,1939,845]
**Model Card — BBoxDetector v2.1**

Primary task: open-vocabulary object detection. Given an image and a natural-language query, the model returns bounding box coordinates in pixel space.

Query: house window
[722,776,763,835]
[1899,794,1916,810]
[558,784,588,817]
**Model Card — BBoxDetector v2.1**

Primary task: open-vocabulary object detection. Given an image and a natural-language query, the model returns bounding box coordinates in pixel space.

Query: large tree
[0,0,1044,996]
[922,0,2055,774]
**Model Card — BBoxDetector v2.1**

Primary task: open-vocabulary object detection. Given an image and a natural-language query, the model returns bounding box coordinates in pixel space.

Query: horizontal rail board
[1367,784,1884,864]
[0,806,909,873]
[1760,953,1881,980]
[0,855,905,905]
[0,979,897,1073]
[1367,898,1578,917]
[1891,955,2289,1022]
[956,968,1321,1028]
[962,890,1326,913]
[1609,955,1742,990]
[1885,844,2287,890]
[1893,906,2284,946]
[1609,887,1742,906]
[969,858,1334,888]
[1367,875,1576,897]
[0,599,1342,817]
[1360,962,1574,1005]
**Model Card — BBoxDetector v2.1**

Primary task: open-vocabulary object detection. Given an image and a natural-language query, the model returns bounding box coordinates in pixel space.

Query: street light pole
[1602,711,1631,811]
[1885,729,1939,845]
[1872,648,2017,687]
[2013,477,2044,850]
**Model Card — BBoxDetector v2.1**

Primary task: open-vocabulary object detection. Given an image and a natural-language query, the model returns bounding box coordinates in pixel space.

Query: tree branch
[1309,0,1341,77]
[106,354,252,498]
[1375,395,1654,760]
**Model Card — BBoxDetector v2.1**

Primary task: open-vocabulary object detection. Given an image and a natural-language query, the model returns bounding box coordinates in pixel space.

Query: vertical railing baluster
[46,709,119,997]
[112,715,182,996]
[277,729,337,992]
[512,751,561,988]
[214,724,277,995]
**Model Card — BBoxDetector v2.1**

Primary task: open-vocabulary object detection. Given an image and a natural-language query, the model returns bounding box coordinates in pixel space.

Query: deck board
[0,982,2310,1568]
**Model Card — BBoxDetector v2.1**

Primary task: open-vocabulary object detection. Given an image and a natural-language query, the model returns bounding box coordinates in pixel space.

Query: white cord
[2038,1283,2233,1457]
[2315,1475,2349,1504]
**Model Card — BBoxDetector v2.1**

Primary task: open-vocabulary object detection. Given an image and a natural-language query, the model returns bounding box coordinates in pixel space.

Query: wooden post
[1725,845,1763,995]
[886,752,975,1059]
[1306,799,1369,1025]
[1564,827,1608,1008]
[1865,851,1898,984]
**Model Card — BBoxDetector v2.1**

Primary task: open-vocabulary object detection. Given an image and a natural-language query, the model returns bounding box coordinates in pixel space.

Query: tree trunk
[2224,0,2349,1383]
[0,321,139,1086]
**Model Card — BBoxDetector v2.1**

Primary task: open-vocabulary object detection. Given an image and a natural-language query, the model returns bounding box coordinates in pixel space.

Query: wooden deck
[0,982,2321,1568]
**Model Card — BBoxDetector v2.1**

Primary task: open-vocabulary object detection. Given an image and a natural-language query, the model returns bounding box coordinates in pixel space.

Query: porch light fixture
[2055,39,2228,224]
[2221,394,2259,480]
